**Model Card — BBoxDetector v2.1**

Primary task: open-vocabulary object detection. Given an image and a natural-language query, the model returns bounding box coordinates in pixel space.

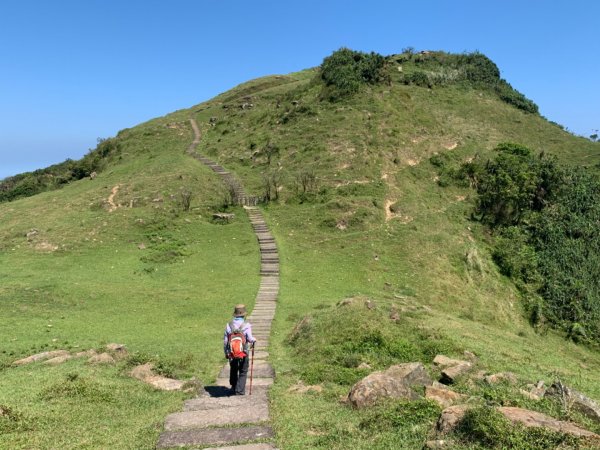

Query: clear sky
[1,0,598,179]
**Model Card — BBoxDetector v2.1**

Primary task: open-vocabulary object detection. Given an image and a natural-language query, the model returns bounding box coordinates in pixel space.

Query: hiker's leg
[229,359,239,389]
[235,356,250,395]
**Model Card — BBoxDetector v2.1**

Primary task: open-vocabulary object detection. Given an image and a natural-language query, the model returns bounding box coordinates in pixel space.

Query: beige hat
[233,304,247,317]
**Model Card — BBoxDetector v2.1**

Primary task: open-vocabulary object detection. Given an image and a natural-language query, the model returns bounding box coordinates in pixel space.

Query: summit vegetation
[1,48,600,449]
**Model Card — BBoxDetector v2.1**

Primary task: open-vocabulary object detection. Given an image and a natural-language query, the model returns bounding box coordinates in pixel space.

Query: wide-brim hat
[233,304,247,317]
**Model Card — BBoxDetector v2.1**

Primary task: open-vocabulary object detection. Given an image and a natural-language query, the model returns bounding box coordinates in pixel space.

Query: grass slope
[1,52,600,449]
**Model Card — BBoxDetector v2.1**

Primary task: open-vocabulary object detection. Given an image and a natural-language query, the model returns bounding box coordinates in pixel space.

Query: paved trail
[157,119,279,449]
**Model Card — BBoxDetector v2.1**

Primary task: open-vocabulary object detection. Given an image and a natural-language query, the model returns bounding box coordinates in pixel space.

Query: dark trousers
[229,356,249,395]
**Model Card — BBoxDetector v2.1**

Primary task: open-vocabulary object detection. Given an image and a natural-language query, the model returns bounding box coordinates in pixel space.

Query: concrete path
[156,119,279,449]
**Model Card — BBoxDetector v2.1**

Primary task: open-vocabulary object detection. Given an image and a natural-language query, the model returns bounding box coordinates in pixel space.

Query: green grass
[1,52,600,449]
[0,118,259,448]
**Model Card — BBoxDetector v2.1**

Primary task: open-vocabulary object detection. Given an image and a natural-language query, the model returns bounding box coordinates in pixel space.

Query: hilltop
[1,49,600,449]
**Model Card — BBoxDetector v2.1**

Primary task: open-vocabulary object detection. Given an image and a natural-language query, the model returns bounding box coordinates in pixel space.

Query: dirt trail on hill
[107,185,120,212]
[156,119,280,450]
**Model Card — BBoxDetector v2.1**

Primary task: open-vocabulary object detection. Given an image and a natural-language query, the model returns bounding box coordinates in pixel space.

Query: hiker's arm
[245,323,256,344]
[223,324,230,358]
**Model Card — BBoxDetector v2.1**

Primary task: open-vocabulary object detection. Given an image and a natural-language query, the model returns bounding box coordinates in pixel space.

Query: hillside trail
[107,184,120,212]
[157,119,279,450]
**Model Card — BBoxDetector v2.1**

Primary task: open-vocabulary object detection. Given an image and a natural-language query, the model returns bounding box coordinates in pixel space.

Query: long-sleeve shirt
[223,317,256,357]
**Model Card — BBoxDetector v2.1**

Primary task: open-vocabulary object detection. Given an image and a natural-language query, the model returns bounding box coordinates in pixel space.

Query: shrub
[320,48,387,101]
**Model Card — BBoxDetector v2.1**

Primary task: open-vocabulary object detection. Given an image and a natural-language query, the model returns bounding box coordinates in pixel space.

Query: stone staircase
[156,119,279,449]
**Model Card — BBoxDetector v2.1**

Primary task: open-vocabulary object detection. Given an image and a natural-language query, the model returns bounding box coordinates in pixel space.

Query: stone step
[216,377,273,387]
[219,362,274,379]
[204,443,278,450]
[157,425,273,449]
[184,392,268,411]
[165,403,269,431]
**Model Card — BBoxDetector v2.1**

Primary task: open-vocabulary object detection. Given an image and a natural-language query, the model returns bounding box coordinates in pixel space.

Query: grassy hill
[1,49,600,449]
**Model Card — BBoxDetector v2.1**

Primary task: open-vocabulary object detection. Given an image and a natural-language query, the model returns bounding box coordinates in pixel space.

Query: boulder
[440,362,472,384]
[425,386,467,408]
[386,362,433,387]
[484,372,518,385]
[545,381,600,423]
[498,407,600,439]
[347,362,431,408]
[463,350,477,361]
[44,355,73,365]
[13,350,70,366]
[437,405,470,433]
[433,355,469,368]
[88,352,115,365]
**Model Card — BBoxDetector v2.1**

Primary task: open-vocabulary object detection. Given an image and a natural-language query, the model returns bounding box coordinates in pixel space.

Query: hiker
[224,304,256,395]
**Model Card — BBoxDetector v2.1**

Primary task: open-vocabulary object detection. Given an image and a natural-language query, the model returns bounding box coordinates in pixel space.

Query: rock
[88,353,115,365]
[545,381,600,423]
[44,355,73,365]
[75,349,97,358]
[212,213,235,221]
[463,350,477,361]
[138,243,146,250]
[347,362,431,408]
[437,405,470,433]
[389,307,400,322]
[357,362,371,370]
[90,171,97,180]
[365,300,376,310]
[26,229,39,241]
[520,388,541,401]
[130,363,184,391]
[106,343,128,359]
[440,362,472,384]
[425,386,466,408]
[288,382,323,394]
[498,406,600,439]
[433,355,469,368]
[337,298,354,307]
[13,350,69,366]
[484,372,518,385]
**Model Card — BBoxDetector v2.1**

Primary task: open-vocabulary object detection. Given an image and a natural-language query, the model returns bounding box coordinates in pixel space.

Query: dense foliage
[0,137,120,203]
[469,143,600,343]
[398,51,539,113]
[319,48,387,101]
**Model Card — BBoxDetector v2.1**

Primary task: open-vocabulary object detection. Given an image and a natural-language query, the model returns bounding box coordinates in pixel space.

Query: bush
[470,144,600,343]
[320,48,387,101]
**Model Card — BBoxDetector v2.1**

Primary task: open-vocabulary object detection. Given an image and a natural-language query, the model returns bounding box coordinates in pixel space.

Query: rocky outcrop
[545,381,600,423]
[130,363,185,391]
[347,362,432,408]
[425,385,466,408]
[440,362,472,384]
[484,372,518,385]
[437,405,470,433]
[498,406,600,439]
[12,350,70,366]
[88,352,116,365]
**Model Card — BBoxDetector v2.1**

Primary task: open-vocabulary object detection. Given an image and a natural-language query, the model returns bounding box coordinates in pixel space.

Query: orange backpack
[227,320,248,359]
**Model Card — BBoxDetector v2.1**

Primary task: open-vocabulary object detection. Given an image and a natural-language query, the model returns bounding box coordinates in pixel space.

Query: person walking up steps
[224,304,256,395]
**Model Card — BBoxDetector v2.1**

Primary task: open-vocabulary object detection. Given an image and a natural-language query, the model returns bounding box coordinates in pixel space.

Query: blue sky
[1,0,598,179]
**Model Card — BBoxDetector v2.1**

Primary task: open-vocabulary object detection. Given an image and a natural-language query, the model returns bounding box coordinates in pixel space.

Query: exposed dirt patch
[385,200,414,224]
[35,242,58,252]
[334,179,371,188]
[444,142,458,150]
[107,185,121,212]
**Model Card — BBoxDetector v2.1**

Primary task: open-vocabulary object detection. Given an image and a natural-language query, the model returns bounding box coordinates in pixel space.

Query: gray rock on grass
[348,362,432,408]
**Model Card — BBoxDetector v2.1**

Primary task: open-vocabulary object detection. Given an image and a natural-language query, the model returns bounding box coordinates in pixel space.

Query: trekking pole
[249,344,255,395]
